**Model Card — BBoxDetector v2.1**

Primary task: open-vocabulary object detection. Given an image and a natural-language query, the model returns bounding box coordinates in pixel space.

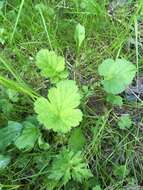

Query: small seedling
[118,115,132,129]
[74,23,85,51]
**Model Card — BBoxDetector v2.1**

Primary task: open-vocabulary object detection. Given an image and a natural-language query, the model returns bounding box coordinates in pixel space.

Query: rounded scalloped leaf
[34,80,83,133]
[98,58,136,94]
[36,49,68,83]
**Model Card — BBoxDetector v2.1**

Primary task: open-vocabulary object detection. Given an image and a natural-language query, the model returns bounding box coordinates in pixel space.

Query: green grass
[0,0,143,189]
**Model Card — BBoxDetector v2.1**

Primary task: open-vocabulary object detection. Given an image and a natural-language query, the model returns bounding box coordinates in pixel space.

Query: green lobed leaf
[34,80,83,133]
[118,115,132,129]
[36,49,68,83]
[0,121,22,150]
[15,121,40,151]
[49,149,92,184]
[98,58,136,94]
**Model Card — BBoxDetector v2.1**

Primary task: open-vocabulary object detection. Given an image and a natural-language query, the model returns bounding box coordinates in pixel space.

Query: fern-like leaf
[49,149,92,184]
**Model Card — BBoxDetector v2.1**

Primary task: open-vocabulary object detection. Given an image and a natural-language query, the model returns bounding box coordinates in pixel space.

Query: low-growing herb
[98,58,136,94]
[34,80,83,133]
[36,49,68,83]
[49,149,92,184]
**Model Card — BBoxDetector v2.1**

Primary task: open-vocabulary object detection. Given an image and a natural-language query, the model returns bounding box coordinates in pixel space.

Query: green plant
[0,1,142,189]
[0,121,22,151]
[36,49,68,83]
[118,115,132,129]
[34,80,83,133]
[98,58,136,94]
[106,94,123,106]
[74,23,85,51]
[68,128,86,152]
[49,149,92,185]
[15,121,40,151]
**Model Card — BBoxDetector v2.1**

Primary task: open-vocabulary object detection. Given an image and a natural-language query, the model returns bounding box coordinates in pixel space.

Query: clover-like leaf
[34,80,83,133]
[98,58,136,94]
[36,49,68,83]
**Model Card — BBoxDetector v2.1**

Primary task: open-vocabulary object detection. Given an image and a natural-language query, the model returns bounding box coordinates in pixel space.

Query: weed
[0,1,143,190]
